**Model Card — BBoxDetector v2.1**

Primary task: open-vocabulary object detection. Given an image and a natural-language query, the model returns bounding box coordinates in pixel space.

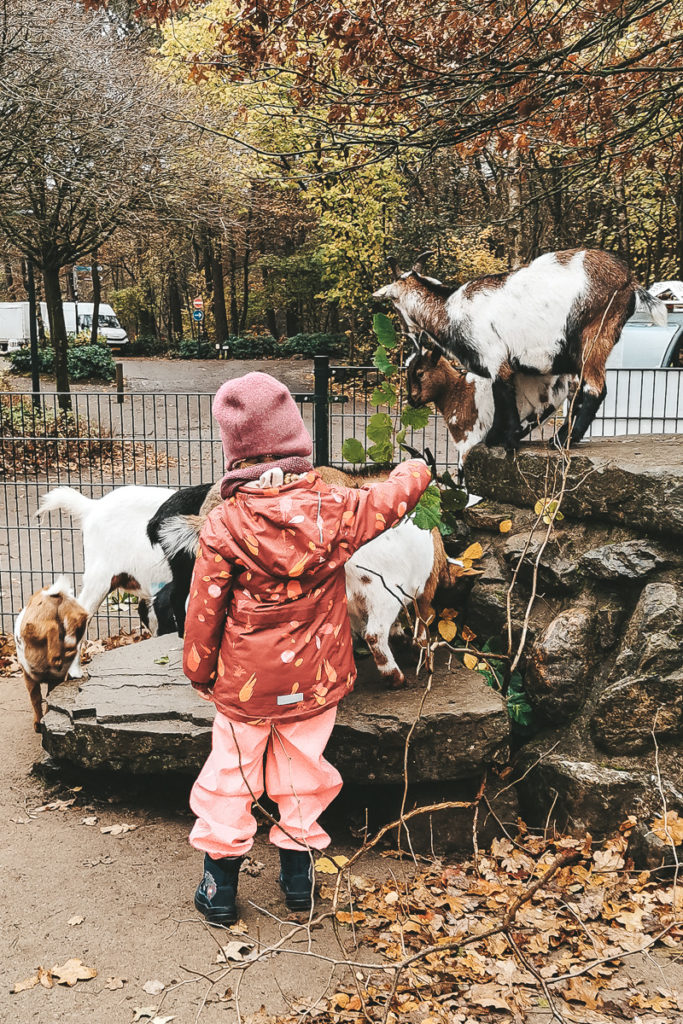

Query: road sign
[193,297,204,309]
[193,309,204,322]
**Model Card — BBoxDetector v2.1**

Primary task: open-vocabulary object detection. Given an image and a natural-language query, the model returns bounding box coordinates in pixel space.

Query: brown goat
[406,346,572,464]
[14,577,88,731]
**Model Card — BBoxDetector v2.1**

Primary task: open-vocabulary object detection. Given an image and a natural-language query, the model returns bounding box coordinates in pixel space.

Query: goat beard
[220,457,313,499]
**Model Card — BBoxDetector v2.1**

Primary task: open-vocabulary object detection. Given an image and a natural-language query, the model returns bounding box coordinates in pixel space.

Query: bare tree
[0,0,210,408]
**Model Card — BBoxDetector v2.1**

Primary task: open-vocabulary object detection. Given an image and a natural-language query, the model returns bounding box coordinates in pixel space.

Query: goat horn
[412,249,436,273]
[386,255,399,281]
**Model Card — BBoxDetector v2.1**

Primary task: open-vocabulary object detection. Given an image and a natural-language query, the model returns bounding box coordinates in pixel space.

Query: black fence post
[116,362,124,403]
[313,354,330,466]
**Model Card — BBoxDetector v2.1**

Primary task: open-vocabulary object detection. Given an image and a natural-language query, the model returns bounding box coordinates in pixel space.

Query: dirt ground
[0,675,399,1024]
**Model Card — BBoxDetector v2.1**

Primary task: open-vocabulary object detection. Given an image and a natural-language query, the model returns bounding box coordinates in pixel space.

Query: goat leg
[488,377,523,451]
[23,671,44,732]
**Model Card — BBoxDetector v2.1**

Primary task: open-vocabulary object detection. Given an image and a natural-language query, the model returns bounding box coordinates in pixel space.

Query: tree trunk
[3,257,15,298]
[211,241,229,345]
[261,266,278,338]
[228,244,239,335]
[168,261,184,342]
[90,252,101,345]
[507,147,524,267]
[239,221,251,336]
[43,262,71,411]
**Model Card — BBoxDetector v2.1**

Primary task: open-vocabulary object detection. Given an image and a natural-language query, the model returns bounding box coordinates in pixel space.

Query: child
[184,371,432,923]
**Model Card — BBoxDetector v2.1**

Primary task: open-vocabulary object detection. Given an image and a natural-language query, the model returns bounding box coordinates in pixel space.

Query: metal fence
[1,357,682,634]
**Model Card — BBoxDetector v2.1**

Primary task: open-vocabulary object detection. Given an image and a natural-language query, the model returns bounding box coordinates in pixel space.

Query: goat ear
[429,345,441,366]
[413,249,436,274]
[386,256,399,281]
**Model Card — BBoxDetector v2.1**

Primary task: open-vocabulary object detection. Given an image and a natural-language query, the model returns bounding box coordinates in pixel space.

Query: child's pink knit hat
[212,372,313,470]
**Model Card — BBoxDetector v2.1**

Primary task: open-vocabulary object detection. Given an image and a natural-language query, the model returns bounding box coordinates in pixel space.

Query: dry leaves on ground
[269,825,682,1024]
[101,822,137,837]
[13,958,97,993]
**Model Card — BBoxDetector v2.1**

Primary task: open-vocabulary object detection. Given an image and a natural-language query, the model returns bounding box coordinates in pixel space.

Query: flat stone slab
[464,435,683,538]
[41,636,509,784]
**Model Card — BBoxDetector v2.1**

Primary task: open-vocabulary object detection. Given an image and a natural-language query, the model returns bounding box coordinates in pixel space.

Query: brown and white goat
[374,249,667,449]
[406,345,572,464]
[14,577,88,731]
[149,468,459,687]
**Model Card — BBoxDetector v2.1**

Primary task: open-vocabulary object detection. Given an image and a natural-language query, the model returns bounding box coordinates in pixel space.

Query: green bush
[7,347,54,374]
[279,333,346,357]
[127,334,168,356]
[66,344,116,381]
[7,343,115,380]
[227,334,277,358]
[178,338,218,359]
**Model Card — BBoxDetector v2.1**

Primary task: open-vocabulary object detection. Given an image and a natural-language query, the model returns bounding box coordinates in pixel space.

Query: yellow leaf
[315,854,349,874]
[534,499,545,515]
[463,653,479,670]
[651,810,683,845]
[437,619,457,642]
[460,542,483,561]
[51,958,97,986]
[499,519,513,533]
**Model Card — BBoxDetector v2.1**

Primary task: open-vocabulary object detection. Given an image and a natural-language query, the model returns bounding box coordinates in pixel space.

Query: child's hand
[191,680,214,701]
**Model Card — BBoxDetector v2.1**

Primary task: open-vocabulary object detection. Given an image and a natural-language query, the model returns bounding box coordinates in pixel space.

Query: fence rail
[1,356,682,633]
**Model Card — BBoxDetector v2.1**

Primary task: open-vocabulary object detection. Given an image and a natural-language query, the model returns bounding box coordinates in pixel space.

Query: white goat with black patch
[374,249,666,449]
[37,485,175,675]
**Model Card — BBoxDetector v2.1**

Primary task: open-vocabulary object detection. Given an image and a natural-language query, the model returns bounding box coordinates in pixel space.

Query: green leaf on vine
[366,412,393,442]
[400,404,431,429]
[341,437,367,463]
[412,485,443,531]
[373,345,397,376]
[371,380,398,407]
[367,440,394,464]
[373,312,398,350]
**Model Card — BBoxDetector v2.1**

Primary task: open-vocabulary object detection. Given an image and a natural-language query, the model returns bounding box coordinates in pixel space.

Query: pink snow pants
[189,707,342,858]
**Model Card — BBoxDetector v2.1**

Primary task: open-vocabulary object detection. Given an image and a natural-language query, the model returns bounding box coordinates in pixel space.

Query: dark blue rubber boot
[194,853,243,925]
[279,849,314,912]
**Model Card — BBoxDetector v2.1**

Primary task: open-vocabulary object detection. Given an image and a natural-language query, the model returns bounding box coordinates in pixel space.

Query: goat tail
[155,514,202,560]
[443,555,465,586]
[635,287,668,327]
[36,486,94,523]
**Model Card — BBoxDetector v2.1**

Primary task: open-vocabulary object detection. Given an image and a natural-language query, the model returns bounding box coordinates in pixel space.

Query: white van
[46,302,129,348]
[0,300,128,353]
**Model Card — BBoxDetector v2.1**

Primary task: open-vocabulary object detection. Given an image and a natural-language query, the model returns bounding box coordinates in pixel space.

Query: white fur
[446,252,588,377]
[346,519,437,684]
[37,485,176,675]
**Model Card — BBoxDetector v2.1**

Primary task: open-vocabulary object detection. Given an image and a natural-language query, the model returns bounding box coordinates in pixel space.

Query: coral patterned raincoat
[183,461,432,723]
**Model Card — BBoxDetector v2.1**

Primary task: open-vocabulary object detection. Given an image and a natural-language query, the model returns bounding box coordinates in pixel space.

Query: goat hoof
[33,719,42,733]
[387,672,406,689]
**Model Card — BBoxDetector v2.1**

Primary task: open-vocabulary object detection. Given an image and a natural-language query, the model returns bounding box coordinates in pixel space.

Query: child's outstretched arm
[341,458,433,552]
[183,519,234,691]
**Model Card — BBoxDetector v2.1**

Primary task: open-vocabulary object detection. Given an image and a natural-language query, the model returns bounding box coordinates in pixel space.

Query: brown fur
[109,572,140,591]
[407,352,480,445]
[17,586,88,731]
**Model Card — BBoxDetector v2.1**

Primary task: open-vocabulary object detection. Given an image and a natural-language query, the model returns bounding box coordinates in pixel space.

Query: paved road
[0,355,316,395]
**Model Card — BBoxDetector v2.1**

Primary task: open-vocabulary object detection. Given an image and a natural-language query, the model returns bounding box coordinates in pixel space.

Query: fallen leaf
[33,798,75,813]
[437,618,457,642]
[67,915,84,926]
[468,982,511,1011]
[315,855,349,873]
[463,653,479,670]
[151,1017,174,1024]
[81,816,98,826]
[499,519,513,533]
[216,941,254,964]
[153,655,169,665]
[51,958,97,986]
[651,811,683,845]
[460,542,483,561]
[133,1009,157,1022]
[105,976,126,989]
[101,823,137,837]
[143,979,165,996]
[12,967,53,993]
[384,890,399,905]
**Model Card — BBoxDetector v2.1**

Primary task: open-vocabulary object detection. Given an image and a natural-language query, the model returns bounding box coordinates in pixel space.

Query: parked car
[606,310,683,369]
[591,309,683,437]
[0,302,34,354]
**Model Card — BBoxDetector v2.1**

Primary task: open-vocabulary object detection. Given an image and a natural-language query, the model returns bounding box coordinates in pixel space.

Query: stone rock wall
[463,436,683,867]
